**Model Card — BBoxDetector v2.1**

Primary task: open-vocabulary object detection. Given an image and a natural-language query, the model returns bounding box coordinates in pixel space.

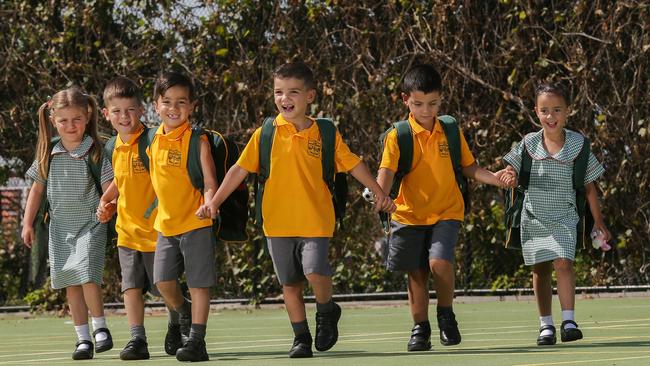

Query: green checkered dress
[26,136,114,289]
[503,129,604,265]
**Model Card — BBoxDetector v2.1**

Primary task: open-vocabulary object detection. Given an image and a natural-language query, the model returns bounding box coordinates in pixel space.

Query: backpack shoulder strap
[187,126,206,191]
[438,115,470,200]
[573,135,590,217]
[438,115,461,171]
[138,126,156,172]
[104,136,117,167]
[315,118,336,191]
[519,143,532,189]
[255,117,277,226]
[86,143,104,194]
[258,117,276,183]
[393,120,413,180]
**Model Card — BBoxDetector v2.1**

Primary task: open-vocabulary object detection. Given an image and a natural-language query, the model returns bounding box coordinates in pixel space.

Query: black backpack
[135,126,250,243]
[378,115,470,233]
[254,117,348,229]
[504,134,593,250]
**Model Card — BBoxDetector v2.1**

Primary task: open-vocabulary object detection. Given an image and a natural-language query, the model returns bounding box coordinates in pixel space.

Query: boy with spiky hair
[203,62,395,358]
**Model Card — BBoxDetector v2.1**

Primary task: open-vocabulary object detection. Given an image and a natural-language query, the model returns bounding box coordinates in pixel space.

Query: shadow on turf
[207,340,650,361]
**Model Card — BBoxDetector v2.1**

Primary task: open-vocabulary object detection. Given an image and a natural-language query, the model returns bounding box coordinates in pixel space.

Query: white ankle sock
[562,310,576,329]
[539,315,554,336]
[75,324,91,349]
[91,316,108,342]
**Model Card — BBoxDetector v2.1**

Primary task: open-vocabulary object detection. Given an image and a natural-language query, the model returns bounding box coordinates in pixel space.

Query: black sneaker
[315,302,341,352]
[289,333,313,358]
[165,323,183,356]
[120,337,150,360]
[176,338,209,362]
[92,328,114,353]
[437,310,461,346]
[407,323,432,351]
[72,340,94,360]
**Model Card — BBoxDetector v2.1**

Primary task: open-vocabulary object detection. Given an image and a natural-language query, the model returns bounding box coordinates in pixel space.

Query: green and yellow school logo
[167,149,182,167]
[439,143,450,157]
[132,156,146,173]
[308,139,322,158]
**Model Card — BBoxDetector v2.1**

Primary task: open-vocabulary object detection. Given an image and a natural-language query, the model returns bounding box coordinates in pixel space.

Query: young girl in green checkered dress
[501,83,611,346]
[21,87,114,360]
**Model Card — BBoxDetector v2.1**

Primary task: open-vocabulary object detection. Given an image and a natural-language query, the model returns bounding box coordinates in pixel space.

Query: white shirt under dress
[26,135,114,289]
[503,129,605,265]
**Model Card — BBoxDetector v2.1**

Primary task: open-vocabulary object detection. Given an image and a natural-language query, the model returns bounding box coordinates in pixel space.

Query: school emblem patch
[132,156,146,173]
[308,139,322,158]
[439,143,450,157]
[167,149,182,167]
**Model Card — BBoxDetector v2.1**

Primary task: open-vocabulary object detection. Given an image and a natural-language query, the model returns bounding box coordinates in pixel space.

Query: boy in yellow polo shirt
[96,77,185,360]
[377,64,511,351]
[148,71,217,362]
[202,62,395,358]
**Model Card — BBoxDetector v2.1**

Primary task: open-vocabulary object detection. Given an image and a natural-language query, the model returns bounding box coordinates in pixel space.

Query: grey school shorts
[266,237,332,285]
[153,226,217,288]
[386,220,461,271]
[118,246,160,296]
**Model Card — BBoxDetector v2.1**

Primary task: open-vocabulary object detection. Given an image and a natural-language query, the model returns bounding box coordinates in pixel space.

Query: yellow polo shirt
[147,121,212,236]
[380,114,475,225]
[237,114,361,237]
[112,125,158,251]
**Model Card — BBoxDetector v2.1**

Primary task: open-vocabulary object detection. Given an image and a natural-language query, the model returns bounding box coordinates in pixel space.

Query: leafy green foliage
[0,1,648,307]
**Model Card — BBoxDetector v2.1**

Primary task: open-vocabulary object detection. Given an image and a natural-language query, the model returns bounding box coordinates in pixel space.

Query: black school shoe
[560,320,583,342]
[536,325,557,346]
[165,323,183,356]
[289,332,314,358]
[92,328,113,353]
[72,340,94,360]
[179,311,192,345]
[315,302,342,352]
[176,338,209,362]
[407,323,432,351]
[437,310,461,346]
[120,337,150,360]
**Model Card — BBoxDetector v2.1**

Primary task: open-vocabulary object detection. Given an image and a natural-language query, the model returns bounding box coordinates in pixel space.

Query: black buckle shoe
[92,328,113,353]
[437,310,461,346]
[536,325,557,346]
[289,333,313,358]
[72,340,94,360]
[165,323,183,356]
[407,323,432,351]
[315,302,341,352]
[176,338,209,362]
[119,337,150,360]
[560,320,583,342]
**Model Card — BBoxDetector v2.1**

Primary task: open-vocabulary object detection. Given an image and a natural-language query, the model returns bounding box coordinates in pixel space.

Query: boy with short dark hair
[377,64,512,351]
[202,62,395,358]
[149,71,218,362]
[97,76,185,360]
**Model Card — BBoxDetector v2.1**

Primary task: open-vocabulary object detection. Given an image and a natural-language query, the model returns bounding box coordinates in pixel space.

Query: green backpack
[134,126,250,243]
[254,117,348,229]
[504,134,593,250]
[378,115,470,233]
[31,138,116,284]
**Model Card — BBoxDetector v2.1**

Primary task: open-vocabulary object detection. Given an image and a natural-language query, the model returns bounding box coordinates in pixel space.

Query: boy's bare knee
[305,273,331,284]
